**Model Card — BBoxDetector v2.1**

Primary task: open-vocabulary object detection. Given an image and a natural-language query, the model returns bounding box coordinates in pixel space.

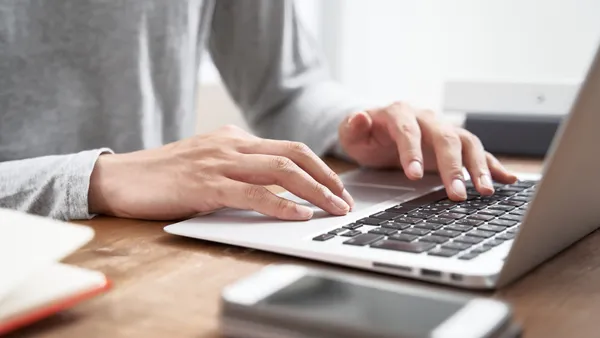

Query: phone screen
[257,273,464,336]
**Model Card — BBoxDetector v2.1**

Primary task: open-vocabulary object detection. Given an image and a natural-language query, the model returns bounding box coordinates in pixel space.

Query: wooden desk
[10,157,600,338]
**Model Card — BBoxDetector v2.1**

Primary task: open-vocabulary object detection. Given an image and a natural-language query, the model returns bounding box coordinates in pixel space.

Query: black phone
[220,264,521,338]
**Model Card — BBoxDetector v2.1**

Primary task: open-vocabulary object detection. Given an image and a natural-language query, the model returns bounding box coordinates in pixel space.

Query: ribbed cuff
[65,148,114,220]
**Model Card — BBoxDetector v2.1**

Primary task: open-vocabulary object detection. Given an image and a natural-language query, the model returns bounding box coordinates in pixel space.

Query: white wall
[329,0,600,112]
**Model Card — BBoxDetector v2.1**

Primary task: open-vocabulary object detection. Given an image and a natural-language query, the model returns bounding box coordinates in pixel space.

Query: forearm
[0,148,112,220]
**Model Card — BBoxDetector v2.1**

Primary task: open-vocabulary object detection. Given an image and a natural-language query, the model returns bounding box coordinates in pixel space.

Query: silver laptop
[165,43,600,289]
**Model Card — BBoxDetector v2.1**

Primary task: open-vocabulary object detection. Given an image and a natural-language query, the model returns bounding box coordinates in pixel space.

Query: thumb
[339,111,373,146]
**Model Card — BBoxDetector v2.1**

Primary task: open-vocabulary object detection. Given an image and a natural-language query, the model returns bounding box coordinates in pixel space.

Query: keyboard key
[471,246,491,254]
[497,233,516,240]
[402,189,448,207]
[371,240,435,253]
[381,221,411,230]
[509,196,529,202]
[463,201,488,209]
[394,216,423,224]
[414,222,444,230]
[444,224,473,232]
[370,211,399,220]
[408,211,437,219]
[328,228,346,235]
[433,229,461,238]
[358,217,385,226]
[427,217,455,225]
[514,181,536,188]
[478,224,506,233]
[500,214,523,222]
[459,252,479,260]
[343,233,385,246]
[440,212,466,220]
[483,239,505,248]
[455,219,484,227]
[313,233,335,241]
[389,233,418,242]
[489,219,518,227]
[419,235,449,244]
[451,207,477,214]
[507,228,520,235]
[421,206,449,213]
[428,248,460,257]
[499,187,525,193]
[403,228,431,236]
[432,199,459,207]
[442,242,472,251]
[499,200,525,207]
[466,230,495,238]
[468,214,495,221]
[488,205,515,211]
[510,210,527,216]
[454,236,484,244]
[385,205,418,214]
[477,209,505,216]
[341,230,362,237]
[494,191,516,197]
[343,223,363,230]
[369,227,398,236]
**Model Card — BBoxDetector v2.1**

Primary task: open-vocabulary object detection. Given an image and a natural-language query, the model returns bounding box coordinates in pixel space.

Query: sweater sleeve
[0,148,113,221]
[208,0,373,156]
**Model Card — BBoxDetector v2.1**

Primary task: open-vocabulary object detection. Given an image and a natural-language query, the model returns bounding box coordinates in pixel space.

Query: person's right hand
[88,125,354,221]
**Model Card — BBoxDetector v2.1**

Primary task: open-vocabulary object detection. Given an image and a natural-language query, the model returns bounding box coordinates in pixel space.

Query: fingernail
[330,193,350,213]
[451,179,467,199]
[341,189,355,211]
[295,205,314,219]
[347,113,358,126]
[407,161,423,178]
[479,173,493,190]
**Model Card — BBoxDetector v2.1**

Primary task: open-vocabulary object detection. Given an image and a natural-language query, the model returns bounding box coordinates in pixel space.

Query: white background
[196,0,600,133]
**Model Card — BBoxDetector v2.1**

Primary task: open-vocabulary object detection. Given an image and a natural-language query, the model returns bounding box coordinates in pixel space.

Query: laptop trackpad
[289,184,413,213]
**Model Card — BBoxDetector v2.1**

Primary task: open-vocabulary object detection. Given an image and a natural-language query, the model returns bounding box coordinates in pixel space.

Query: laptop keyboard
[312,180,537,261]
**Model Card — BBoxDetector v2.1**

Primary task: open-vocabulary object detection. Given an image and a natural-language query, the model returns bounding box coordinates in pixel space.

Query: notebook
[0,208,110,335]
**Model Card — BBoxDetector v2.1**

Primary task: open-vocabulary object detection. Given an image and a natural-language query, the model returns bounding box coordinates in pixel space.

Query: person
[0,0,516,222]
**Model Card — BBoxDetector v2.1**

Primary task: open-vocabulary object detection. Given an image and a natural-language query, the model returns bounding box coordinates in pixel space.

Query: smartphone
[220,264,521,338]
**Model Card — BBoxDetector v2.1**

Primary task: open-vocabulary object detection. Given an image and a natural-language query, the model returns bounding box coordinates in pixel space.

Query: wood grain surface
[10,156,600,338]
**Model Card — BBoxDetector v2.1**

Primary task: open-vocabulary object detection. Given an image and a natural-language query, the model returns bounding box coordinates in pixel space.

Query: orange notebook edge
[0,277,112,336]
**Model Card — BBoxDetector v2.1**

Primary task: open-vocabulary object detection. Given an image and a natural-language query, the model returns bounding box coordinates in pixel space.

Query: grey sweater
[0,0,368,220]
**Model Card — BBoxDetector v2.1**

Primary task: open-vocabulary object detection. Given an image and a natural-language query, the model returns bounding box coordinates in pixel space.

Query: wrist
[88,153,121,216]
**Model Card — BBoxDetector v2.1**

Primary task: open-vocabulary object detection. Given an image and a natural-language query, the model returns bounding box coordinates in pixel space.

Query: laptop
[165,42,600,289]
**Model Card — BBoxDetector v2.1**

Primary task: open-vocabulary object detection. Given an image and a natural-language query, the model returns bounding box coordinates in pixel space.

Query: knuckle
[276,198,294,213]
[270,156,294,173]
[399,123,418,137]
[436,127,461,147]
[220,124,241,133]
[312,183,327,197]
[390,100,409,110]
[287,141,311,155]
[327,171,344,192]
[245,185,266,201]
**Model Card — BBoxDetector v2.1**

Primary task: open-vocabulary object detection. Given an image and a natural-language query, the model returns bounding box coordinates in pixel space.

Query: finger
[339,111,373,146]
[225,155,350,216]
[223,181,314,220]
[239,139,355,210]
[381,102,424,179]
[427,125,467,200]
[458,131,494,195]
[486,152,518,183]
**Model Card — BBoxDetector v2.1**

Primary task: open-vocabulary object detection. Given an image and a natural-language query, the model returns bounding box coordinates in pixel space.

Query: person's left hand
[338,101,518,201]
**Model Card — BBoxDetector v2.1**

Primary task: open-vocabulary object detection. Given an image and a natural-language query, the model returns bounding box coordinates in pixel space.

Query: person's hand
[338,102,518,200]
[89,125,354,221]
